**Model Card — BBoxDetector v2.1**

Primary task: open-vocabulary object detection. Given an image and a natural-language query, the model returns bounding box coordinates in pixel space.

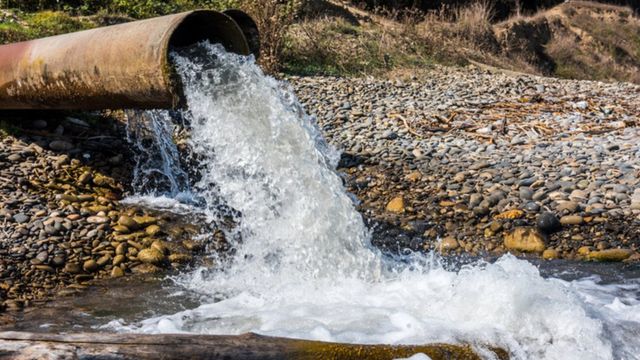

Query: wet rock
[536,212,561,234]
[111,267,124,278]
[96,254,111,267]
[577,246,592,257]
[118,215,138,230]
[168,253,193,263]
[64,263,82,274]
[504,227,546,253]
[83,259,98,273]
[132,264,161,274]
[588,249,633,262]
[137,248,165,265]
[49,140,73,151]
[386,197,405,213]
[542,249,559,260]
[78,171,93,185]
[113,225,130,234]
[439,236,459,251]
[146,225,161,236]
[113,255,125,266]
[133,215,157,228]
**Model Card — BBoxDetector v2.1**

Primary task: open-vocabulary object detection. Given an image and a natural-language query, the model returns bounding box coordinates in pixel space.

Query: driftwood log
[0,331,509,360]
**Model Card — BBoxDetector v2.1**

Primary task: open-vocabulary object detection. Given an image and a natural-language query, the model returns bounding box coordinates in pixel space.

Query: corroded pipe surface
[0,10,258,110]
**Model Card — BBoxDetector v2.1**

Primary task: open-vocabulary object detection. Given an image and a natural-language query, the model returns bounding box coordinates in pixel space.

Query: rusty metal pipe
[0,10,259,110]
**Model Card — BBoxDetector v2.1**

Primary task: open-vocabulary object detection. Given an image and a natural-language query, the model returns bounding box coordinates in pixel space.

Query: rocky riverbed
[1,64,639,312]
[0,113,227,312]
[290,65,640,262]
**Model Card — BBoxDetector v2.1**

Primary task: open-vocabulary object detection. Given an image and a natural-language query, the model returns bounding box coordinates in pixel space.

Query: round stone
[536,212,561,234]
[137,248,165,265]
[83,259,98,273]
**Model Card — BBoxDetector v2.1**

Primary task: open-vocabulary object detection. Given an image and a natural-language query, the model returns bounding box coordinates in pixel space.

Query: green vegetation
[0,10,93,42]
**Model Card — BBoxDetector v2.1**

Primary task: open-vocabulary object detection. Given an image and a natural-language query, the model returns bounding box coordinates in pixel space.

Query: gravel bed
[0,115,223,312]
[290,65,640,261]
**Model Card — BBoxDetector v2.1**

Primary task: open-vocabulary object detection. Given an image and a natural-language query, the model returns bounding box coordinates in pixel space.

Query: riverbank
[0,113,224,311]
[291,64,640,262]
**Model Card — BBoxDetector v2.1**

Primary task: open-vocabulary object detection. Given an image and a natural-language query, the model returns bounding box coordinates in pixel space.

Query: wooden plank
[0,331,509,360]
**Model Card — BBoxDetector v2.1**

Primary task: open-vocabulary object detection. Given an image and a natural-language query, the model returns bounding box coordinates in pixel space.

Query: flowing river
[99,43,640,359]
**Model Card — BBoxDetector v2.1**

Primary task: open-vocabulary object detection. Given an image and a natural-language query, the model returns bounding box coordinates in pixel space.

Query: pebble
[12,213,30,224]
[386,197,405,213]
[49,140,74,151]
[560,215,584,225]
[83,259,98,273]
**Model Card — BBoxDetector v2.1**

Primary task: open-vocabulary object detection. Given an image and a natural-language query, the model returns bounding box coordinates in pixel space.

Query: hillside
[496,1,640,82]
[286,0,640,82]
[0,1,639,81]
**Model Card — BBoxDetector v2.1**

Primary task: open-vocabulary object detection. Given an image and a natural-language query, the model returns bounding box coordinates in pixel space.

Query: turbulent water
[113,42,640,359]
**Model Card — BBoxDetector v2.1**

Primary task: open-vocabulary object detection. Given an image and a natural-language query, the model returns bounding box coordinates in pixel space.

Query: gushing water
[114,43,640,360]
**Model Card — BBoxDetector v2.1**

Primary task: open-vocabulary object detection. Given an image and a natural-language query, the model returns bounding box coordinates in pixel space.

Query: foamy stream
[112,43,640,360]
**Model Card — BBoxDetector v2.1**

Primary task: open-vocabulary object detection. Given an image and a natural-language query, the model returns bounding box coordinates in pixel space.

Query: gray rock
[524,202,541,212]
[519,187,534,200]
[13,213,30,224]
[49,140,74,151]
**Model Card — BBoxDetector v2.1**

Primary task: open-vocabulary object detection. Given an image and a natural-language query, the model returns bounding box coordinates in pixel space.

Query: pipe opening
[167,11,251,108]
[223,9,260,59]
[168,11,250,55]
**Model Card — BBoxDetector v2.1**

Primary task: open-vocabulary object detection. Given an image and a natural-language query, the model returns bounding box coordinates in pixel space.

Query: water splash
[118,42,640,360]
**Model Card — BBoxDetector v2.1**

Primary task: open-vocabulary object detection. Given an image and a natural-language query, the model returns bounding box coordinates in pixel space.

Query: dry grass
[281,0,504,76]
[240,0,303,73]
[283,5,439,76]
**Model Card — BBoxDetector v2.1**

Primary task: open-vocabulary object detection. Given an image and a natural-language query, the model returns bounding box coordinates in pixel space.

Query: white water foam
[116,42,640,360]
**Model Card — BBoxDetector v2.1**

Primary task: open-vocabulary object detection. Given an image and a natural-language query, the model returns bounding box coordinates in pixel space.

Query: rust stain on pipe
[0,10,259,110]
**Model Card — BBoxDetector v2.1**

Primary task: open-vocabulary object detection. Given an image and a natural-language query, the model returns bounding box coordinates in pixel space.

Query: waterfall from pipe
[114,42,640,360]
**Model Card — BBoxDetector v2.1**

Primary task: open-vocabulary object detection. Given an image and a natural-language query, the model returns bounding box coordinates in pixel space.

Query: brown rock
[111,267,124,278]
[137,248,165,265]
[560,215,584,225]
[504,227,546,253]
[118,215,138,230]
[133,215,157,227]
[113,254,125,266]
[146,225,161,236]
[439,236,459,251]
[386,197,405,213]
[494,209,524,220]
[168,253,193,264]
[542,249,559,260]
[96,254,111,267]
[83,259,98,272]
[132,264,161,274]
[64,262,82,274]
[113,225,130,234]
[405,171,422,182]
[588,249,633,262]
[151,240,167,254]
[577,246,592,257]
[115,243,127,256]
